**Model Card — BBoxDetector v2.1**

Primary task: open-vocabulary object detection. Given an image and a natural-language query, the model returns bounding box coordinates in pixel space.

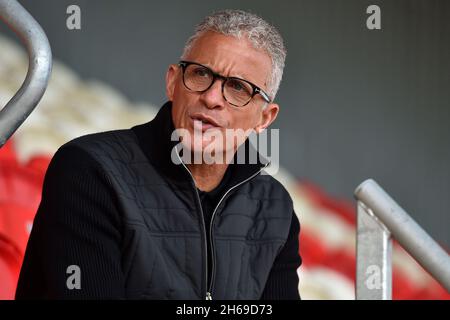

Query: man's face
[166,31,279,160]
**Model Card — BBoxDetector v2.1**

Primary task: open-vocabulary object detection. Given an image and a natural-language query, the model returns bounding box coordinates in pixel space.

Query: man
[16,9,301,300]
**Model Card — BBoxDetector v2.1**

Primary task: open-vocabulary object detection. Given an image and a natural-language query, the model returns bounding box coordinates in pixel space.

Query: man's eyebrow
[195,62,237,78]
[199,61,266,89]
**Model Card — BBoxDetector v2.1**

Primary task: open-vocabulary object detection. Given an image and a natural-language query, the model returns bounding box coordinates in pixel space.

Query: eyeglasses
[178,60,271,107]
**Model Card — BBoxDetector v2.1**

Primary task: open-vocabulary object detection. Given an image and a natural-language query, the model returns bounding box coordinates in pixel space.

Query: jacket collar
[131,101,269,191]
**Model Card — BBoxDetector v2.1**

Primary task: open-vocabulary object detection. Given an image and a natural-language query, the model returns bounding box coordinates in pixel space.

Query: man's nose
[200,78,226,109]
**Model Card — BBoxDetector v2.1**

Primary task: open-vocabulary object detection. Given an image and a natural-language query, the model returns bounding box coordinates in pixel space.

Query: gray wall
[2,0,449,246]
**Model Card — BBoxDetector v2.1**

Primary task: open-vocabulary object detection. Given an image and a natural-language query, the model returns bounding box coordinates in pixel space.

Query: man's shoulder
[252,171,294,205]
[59,126,142,160]
[65,127,136,153]
[49,127,142,173]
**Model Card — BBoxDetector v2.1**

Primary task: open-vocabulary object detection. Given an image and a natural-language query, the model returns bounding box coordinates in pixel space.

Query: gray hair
[181,9,286,100]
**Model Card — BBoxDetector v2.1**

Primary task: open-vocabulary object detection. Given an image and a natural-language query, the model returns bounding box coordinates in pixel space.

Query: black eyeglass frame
[178,60,272,107]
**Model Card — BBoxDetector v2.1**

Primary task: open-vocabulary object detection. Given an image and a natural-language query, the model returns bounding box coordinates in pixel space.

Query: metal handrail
[354,179,450,299]
[0,0,52,148]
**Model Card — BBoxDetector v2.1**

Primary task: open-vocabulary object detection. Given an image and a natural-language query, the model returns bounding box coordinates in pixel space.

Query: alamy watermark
[66,265,81,290]
[170,120,280,175]
[365,264,382,290]
[66,5,81,30]
[366,5,381,30]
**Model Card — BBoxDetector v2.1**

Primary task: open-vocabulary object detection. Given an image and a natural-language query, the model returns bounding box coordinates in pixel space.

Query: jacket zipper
[175,146,269,300]
[175,148,211,300]
[207,162,270,298]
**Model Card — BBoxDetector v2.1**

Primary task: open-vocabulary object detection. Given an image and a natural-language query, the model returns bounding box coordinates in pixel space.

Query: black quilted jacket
[16,101,301,300]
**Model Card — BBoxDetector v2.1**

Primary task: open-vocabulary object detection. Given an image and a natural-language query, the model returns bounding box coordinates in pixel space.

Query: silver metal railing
[354,179,450,299]
[0,0,52,148]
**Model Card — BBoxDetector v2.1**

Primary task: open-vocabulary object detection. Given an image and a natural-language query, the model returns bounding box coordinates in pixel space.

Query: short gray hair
[181,9,286,100]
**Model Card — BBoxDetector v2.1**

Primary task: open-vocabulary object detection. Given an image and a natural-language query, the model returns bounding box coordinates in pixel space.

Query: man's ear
[255,103,280,133]
[165,64,178,101]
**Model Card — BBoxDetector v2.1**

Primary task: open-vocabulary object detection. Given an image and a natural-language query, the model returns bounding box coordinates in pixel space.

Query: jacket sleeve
[260,210,302,300]
[15,144,126,299]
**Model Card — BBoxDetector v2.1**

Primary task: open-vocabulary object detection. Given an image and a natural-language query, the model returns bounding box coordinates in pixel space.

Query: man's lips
[190,113,222,131]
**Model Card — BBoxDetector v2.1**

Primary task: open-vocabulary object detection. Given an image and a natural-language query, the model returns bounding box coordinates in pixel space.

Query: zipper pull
[206,292,213,300]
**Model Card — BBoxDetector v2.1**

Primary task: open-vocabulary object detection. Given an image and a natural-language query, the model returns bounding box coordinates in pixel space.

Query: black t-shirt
[197,166,233,288]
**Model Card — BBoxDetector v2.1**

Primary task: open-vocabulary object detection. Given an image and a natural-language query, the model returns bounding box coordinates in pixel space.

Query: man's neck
[187,162,229,192]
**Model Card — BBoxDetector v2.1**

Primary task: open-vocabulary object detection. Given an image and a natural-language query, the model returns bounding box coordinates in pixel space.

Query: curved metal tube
[0,0,52,148]
[355,179,450,293]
